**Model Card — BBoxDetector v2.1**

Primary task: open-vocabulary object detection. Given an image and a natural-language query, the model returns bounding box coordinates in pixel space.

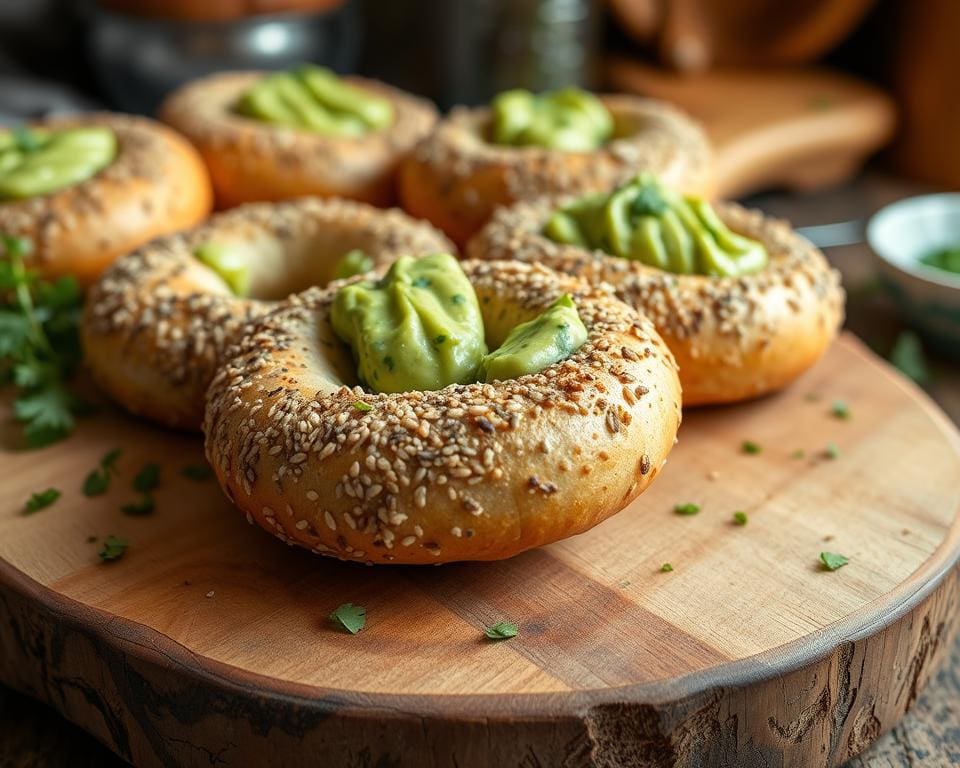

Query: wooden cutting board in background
[607,59,897,199]
[0,334,958,767]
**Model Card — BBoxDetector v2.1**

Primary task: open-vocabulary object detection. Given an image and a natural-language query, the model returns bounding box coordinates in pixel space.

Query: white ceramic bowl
[867,193,960,357]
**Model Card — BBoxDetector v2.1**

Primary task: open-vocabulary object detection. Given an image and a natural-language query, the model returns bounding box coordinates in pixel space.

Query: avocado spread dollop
[235,65,393,137]
[490,87,614,151]
[195,242,252,297]
[479,294,587,382]
[0,126,117,200]
[333,249,374,280]
[331,253,488,393]
[544,174,768,277]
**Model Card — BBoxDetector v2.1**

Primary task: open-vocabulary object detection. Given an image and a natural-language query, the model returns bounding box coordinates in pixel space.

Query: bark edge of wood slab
[606,59,897,199]
[0,334,958,767]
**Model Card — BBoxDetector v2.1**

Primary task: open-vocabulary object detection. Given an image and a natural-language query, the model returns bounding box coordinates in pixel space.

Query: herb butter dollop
[331,253,487,393]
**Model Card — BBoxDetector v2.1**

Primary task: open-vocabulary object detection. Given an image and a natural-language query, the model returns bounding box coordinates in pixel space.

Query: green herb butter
[331,253,487,393]
[195,242,252,297]
[333,249,374,280]
[479,294,587,382]
[235,65,393,136]
[0,126,117,200]
[545,174,769,278]
[490,87,613,151]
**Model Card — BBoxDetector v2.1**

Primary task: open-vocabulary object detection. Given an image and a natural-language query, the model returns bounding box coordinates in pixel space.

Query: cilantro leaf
[0,234,84,448]
[484,621,519,640]
[25,487,60,514]
[741,440,761,454]
[824,442,841,460]
[732,511,748,526]
[353,400,373,412]
[660,563,674,573]
[182,463,214,481]
[329,603,366,634]
[133,462,160,493]
[820,551,849,571]
[99,535,128,562]
[82,449,122,496]
[674,502,701,516]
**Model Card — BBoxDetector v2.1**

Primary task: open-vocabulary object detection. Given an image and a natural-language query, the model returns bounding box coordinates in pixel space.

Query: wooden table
[2,172,958,767]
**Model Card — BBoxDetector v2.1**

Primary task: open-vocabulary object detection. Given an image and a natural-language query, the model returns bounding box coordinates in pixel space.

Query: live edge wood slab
[0,333,958,768]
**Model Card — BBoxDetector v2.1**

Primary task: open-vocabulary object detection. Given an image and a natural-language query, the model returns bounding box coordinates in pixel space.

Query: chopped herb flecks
[329,603,366,634]
[99,535,128,562]
[733,511,748,526]
[820,551,849,571]
[484,621,519,640]
[82,448,122,496]
[25,487,60,514]
[660,563,674,573]
[133,462,160,493]
[182,463,213,482]
[353,400,373,412]
[742,440,761,455]
[831,400,851,420]
[824,442,841,460]
[674,502,701,516]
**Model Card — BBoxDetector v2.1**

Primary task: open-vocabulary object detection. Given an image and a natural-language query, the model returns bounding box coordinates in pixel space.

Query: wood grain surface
[0,332,958,766]
[605,59,896,199]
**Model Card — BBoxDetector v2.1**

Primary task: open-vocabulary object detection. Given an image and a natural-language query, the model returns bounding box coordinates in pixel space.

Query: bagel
[468,195,845,405]
[82,197,453,430]
[0,112,211,285]
[399,94,712,247]
[160,70,437,208]
[203,259,681,564]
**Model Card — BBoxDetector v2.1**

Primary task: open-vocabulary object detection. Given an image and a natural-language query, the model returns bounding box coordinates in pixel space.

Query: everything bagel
[203,259,682,565]
[82,197,453,430]
[468,193,845,405]
[399,94,712,247]
[0,112,211,285]
[160,69,437,208]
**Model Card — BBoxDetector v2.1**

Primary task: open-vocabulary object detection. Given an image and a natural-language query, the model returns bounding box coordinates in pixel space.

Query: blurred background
[0,0,956,381]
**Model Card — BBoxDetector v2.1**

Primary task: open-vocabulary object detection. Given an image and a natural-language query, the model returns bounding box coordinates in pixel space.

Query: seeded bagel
[0,112,211,285]
[468,199,845,405]
[83,197,453,430]
[399,96,712,247]
[160,71,437,208]
[203,260,682,565]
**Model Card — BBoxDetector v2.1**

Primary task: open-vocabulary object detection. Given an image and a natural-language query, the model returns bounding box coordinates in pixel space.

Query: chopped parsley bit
[791,449,806,459]
[660,563,674,573]
[99,535,128,562]
[181,463,213,481]
[732,511,748,526]
[329,602,366,634]
[484,621,519,640]
[889,331,929,384]
[24,487,60,514]
[434,335,447,345]
[830,400,851,420]
[674,502,701,516]
[824,442,841,460]
[741,440,762,455]
[820,551,850,571]
[121,495,155,516]
[82,448,122,496]
[353,400,373,412]
[133,462,160,493]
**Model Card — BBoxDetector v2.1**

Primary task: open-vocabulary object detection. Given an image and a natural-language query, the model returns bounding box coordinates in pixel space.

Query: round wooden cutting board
[0,333,958,767]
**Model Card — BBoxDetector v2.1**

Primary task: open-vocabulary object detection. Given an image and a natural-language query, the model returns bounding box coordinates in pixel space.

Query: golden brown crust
[468,199,845,405]
[82,197,454,430]
[203,260,682,565]
[0,112,212,286]
[398,95,713,247]
[160,71,438,208]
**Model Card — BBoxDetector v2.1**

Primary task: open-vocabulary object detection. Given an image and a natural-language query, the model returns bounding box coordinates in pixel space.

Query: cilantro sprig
[484,621,519,640]
[83,449,121,496]
[25,487,60,514]
[329,603,366,634]
[0,234,85,447]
